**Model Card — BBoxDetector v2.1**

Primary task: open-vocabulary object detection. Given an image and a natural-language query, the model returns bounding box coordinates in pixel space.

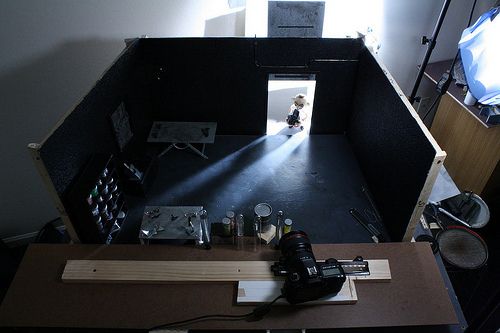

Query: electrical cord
[150,294,284,331]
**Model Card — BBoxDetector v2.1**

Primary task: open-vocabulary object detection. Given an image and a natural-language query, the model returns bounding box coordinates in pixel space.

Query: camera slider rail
[272,256,369,277]
[338,257,370,276]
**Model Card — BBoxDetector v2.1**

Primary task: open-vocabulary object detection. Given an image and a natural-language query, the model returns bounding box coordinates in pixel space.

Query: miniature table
[147,121,217,159]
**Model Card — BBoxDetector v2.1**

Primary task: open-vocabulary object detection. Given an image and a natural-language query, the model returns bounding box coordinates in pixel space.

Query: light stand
[408,0,452,105]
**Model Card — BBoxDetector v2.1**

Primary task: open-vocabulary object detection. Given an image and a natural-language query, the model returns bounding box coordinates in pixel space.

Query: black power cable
[150,294,284,331]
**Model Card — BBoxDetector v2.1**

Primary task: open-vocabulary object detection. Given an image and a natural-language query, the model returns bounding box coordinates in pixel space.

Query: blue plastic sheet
[459,7,500,105]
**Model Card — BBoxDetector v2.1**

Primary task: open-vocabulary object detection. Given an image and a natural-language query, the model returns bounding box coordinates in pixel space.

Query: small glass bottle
[226,211,235,235]
[276,210,284,243]
[236,214,245,250]
[200,210,211,249]
[253,216,262,251]
[236,214,245,237]
[222,217,231,237]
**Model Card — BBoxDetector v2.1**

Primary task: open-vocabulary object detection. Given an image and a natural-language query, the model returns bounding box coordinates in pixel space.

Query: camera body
[286,109,301,126]
[271,231,346,304]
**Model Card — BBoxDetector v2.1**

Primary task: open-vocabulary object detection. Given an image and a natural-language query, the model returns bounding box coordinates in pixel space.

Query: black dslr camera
[271,231,346,304]
[286,109,301,126]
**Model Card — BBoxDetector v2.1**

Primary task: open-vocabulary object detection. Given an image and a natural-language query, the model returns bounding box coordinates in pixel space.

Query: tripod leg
[158,143,175,158]
[187,143,208,159]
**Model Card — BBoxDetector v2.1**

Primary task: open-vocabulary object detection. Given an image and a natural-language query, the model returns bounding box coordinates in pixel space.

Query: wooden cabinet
[430,93,500,197]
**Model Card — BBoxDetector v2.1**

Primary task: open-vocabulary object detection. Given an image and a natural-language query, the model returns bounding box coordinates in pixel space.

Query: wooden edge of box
[27,143,80,242]
[403,152,447,241]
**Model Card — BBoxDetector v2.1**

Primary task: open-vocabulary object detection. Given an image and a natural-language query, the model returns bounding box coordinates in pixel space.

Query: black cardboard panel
[40,41,140,195]
[139,38,363,135]
[37,39,434,244]
[347,49,437,241]
[310,63,358,134]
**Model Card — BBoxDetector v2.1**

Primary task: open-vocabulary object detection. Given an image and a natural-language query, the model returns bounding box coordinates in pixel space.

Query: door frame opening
[266,73,316,135]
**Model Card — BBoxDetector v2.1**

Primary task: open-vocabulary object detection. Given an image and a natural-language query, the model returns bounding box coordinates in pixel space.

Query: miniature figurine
[286,93,309,130]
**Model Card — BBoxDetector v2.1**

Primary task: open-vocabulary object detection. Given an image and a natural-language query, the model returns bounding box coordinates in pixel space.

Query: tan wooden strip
[62,259,390,283]
[62,260,276,283]
[28,144,80,242]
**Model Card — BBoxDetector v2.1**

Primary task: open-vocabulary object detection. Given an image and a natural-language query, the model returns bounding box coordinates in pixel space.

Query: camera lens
[279,230,312,257]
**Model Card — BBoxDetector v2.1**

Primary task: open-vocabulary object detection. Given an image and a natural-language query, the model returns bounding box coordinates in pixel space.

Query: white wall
[247,0,497,94]
[0,0,231,239]
[378,0,497,95]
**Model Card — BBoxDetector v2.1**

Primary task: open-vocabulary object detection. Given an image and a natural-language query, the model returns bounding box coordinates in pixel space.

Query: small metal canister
[254,203,272,232]
[94,216,103,232]
[222,217,232,237]
[90,203,99,217]
[283,218,293,234]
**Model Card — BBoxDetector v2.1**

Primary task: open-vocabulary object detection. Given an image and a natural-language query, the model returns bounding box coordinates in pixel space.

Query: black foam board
[347,49,436,241]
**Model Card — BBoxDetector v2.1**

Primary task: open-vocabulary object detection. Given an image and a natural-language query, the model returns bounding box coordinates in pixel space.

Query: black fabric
[128,135,390,244]
[347,49,437,241]
[40,41,141,195]
[138,38,363,135]
[37,39,435,244]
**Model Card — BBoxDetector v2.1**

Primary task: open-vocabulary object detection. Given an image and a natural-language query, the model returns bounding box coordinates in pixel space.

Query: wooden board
[28,143,80,242]
[237,278,357,305]
[431,93,500,195]
[0,243,459,330]
[63,260,275,282]
[62,259,390,283]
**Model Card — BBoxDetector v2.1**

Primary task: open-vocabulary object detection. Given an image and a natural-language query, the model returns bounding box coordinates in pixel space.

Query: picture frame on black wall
[109,102,133,152]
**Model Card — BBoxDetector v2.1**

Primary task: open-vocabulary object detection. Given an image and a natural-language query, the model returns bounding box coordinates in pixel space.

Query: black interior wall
[39,40,140,195]
[347,49,437,241]
[139,38,362,134]
[38,37,363,199]
[37,38,438,243]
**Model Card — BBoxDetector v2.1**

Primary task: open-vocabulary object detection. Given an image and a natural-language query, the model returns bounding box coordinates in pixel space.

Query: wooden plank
[403,152,446,242]
[1,243,458,329]
[431,94,500,195]
[237,278,357,305]
[62,259,390,283]
[63,260,275,282]
[27,143,79,243]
